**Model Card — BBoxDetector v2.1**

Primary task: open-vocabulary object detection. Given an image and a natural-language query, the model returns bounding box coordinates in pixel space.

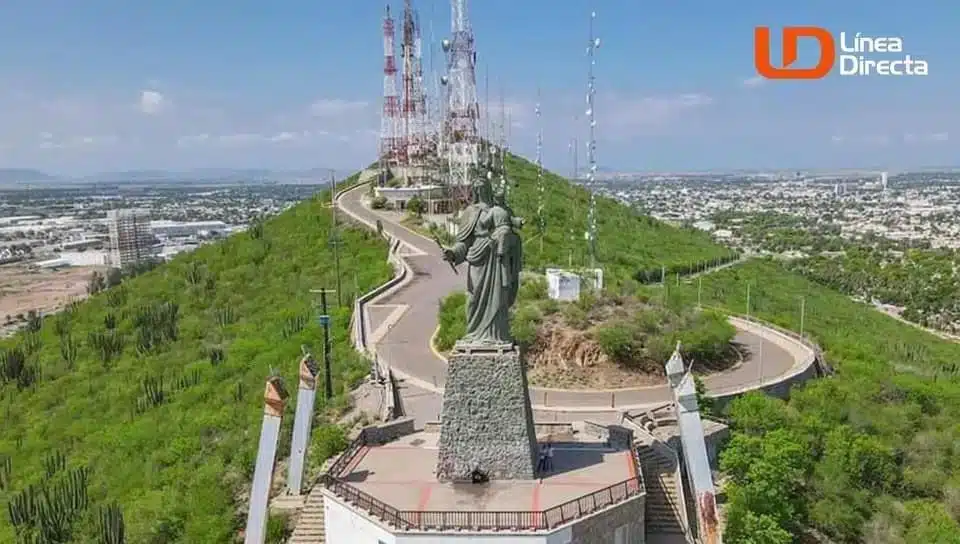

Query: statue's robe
[449,203,521,345]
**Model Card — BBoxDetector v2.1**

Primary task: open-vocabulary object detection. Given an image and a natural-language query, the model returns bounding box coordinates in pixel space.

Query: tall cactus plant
[97,503,125,544]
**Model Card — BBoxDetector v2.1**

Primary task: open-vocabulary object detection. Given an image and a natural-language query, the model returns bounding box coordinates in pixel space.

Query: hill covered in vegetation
[502,154,739,286]
[659,259,960,542]
[0,174,392,542]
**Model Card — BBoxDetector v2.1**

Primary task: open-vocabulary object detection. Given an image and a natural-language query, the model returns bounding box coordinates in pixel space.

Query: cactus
[53,313,71,338]
[133,302,180,354]
[249,218,264,240]
[7,466,89,541]
[215,306,236,327]
[22,332,41,355]
[185,262,205,286]
[25,310,43,333]
[135,376,165,414]
[1,348,39,390]
[208,347,224,366]
[105,287,126,308]
[0,455,10,491]
[60,336,79,367]
[97,503,125,544]
[174,369,201,391]
[281,314,308,338]
[88,330,124,365]
[233,382,245,403]
[43,451,66,479]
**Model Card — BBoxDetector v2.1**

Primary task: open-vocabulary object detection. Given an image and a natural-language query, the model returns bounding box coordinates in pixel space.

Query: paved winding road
[337,183,802,424]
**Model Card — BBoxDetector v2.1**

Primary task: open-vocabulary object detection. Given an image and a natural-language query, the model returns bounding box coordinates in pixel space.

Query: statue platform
[436,345,539,481]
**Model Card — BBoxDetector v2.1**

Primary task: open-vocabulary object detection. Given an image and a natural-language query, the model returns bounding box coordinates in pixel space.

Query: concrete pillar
[244,376,289,544]
[286,352,319,496]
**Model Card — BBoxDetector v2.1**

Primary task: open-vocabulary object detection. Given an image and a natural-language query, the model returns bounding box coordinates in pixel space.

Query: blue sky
[0,0,956,174]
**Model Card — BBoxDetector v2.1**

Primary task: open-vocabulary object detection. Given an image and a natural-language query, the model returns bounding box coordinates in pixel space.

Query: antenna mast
[441,0,480,206]
[585,9,600,269]
[536,89,545,254]
[379,6,401,184]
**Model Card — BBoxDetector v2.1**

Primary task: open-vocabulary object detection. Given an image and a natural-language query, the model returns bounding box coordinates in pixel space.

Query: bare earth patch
[0,264,98,334]
[525,315,665,389]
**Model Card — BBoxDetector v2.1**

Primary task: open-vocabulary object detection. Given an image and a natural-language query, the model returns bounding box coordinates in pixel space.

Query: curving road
[337,183,803,423]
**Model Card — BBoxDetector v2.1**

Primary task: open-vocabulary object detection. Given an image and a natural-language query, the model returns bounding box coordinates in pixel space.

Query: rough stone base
[436,348,538,481]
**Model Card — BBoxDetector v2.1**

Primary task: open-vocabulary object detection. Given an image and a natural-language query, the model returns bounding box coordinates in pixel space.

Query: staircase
[637,444,687,536]
[288,487,326,543]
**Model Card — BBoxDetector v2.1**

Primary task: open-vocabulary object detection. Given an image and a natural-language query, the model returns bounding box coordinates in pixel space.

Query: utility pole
[799,296,806,338]
[311,288,337,400]
[758,334,764,386]
[329,173,343,308]
[697,276,703,309]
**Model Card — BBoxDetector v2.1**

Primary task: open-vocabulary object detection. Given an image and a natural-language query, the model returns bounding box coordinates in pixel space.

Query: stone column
[286,352,319,496]
[244,376,289,544]
[436,345,538,481]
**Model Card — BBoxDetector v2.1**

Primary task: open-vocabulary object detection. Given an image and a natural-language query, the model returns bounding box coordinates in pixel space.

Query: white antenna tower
[536,89,545,254]
[585,9,600,269]
[441,0,480,205]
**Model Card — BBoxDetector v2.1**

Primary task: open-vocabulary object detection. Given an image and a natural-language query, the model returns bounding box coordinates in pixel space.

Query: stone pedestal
[436,345,538,481]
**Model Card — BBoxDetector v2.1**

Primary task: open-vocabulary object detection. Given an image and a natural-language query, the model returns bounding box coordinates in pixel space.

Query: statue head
[471,170,495,205]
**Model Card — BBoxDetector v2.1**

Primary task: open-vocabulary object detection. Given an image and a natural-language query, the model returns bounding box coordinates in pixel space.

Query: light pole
[329,173,343,308]
[799,296,806,338]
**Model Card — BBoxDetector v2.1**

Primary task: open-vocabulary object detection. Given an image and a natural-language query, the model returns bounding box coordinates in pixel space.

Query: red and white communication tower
[400,0,429,170]
[379,5,402,182]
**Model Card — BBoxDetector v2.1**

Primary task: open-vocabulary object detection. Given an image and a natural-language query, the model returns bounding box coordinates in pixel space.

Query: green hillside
[656,259,960,541]
[0,175,392,542]
[502,154,738,285]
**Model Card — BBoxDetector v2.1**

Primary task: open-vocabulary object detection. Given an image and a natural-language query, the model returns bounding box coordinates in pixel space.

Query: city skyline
[0,0,957,175]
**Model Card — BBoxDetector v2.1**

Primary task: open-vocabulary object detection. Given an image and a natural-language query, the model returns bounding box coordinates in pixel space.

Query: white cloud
[904,132,948,144]
[742,76,765,88]
[178,130,323,148]
[38,133,118,150]
[604,92,713,132]
[832,132,949,146]
[831,134,890,146]
[138,90,166,115]
[309,98,368,117]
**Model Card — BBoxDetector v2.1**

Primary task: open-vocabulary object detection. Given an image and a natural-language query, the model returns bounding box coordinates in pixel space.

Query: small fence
[319,430,644,532]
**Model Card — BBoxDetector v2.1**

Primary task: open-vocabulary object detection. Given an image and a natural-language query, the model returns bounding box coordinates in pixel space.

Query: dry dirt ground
[526,318,668,389]
[526,305,739,389]
[0,264,97,333]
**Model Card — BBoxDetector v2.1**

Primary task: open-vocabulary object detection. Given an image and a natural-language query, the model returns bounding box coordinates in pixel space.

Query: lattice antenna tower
[535,89,546,253]
[379,5,401,185]
[498,84,508,197]
[400,0,426,171]
[441,0,480,206]
[584,9,600,268]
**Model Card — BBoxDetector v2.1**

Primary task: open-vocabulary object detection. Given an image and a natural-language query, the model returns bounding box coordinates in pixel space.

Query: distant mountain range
[0,168,353,186]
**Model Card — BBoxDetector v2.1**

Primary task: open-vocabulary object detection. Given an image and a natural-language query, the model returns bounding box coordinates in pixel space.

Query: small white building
[545,268,603,301]
[375,185,453,214]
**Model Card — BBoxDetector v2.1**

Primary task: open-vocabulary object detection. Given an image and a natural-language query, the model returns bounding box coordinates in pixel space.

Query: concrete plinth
[436,347,538,481]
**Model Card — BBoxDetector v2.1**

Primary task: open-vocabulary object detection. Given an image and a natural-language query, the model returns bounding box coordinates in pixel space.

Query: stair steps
[637,444,688,536]
[289,489,326,544]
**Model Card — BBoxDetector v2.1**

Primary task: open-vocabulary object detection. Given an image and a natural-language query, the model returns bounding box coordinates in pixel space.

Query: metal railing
[319,430,645,532]
[333,475,643,531]
[325,431,368,479]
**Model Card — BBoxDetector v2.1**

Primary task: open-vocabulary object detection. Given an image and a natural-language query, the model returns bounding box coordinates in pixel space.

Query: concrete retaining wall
[336,181,411,422]
[708,315,818,411]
